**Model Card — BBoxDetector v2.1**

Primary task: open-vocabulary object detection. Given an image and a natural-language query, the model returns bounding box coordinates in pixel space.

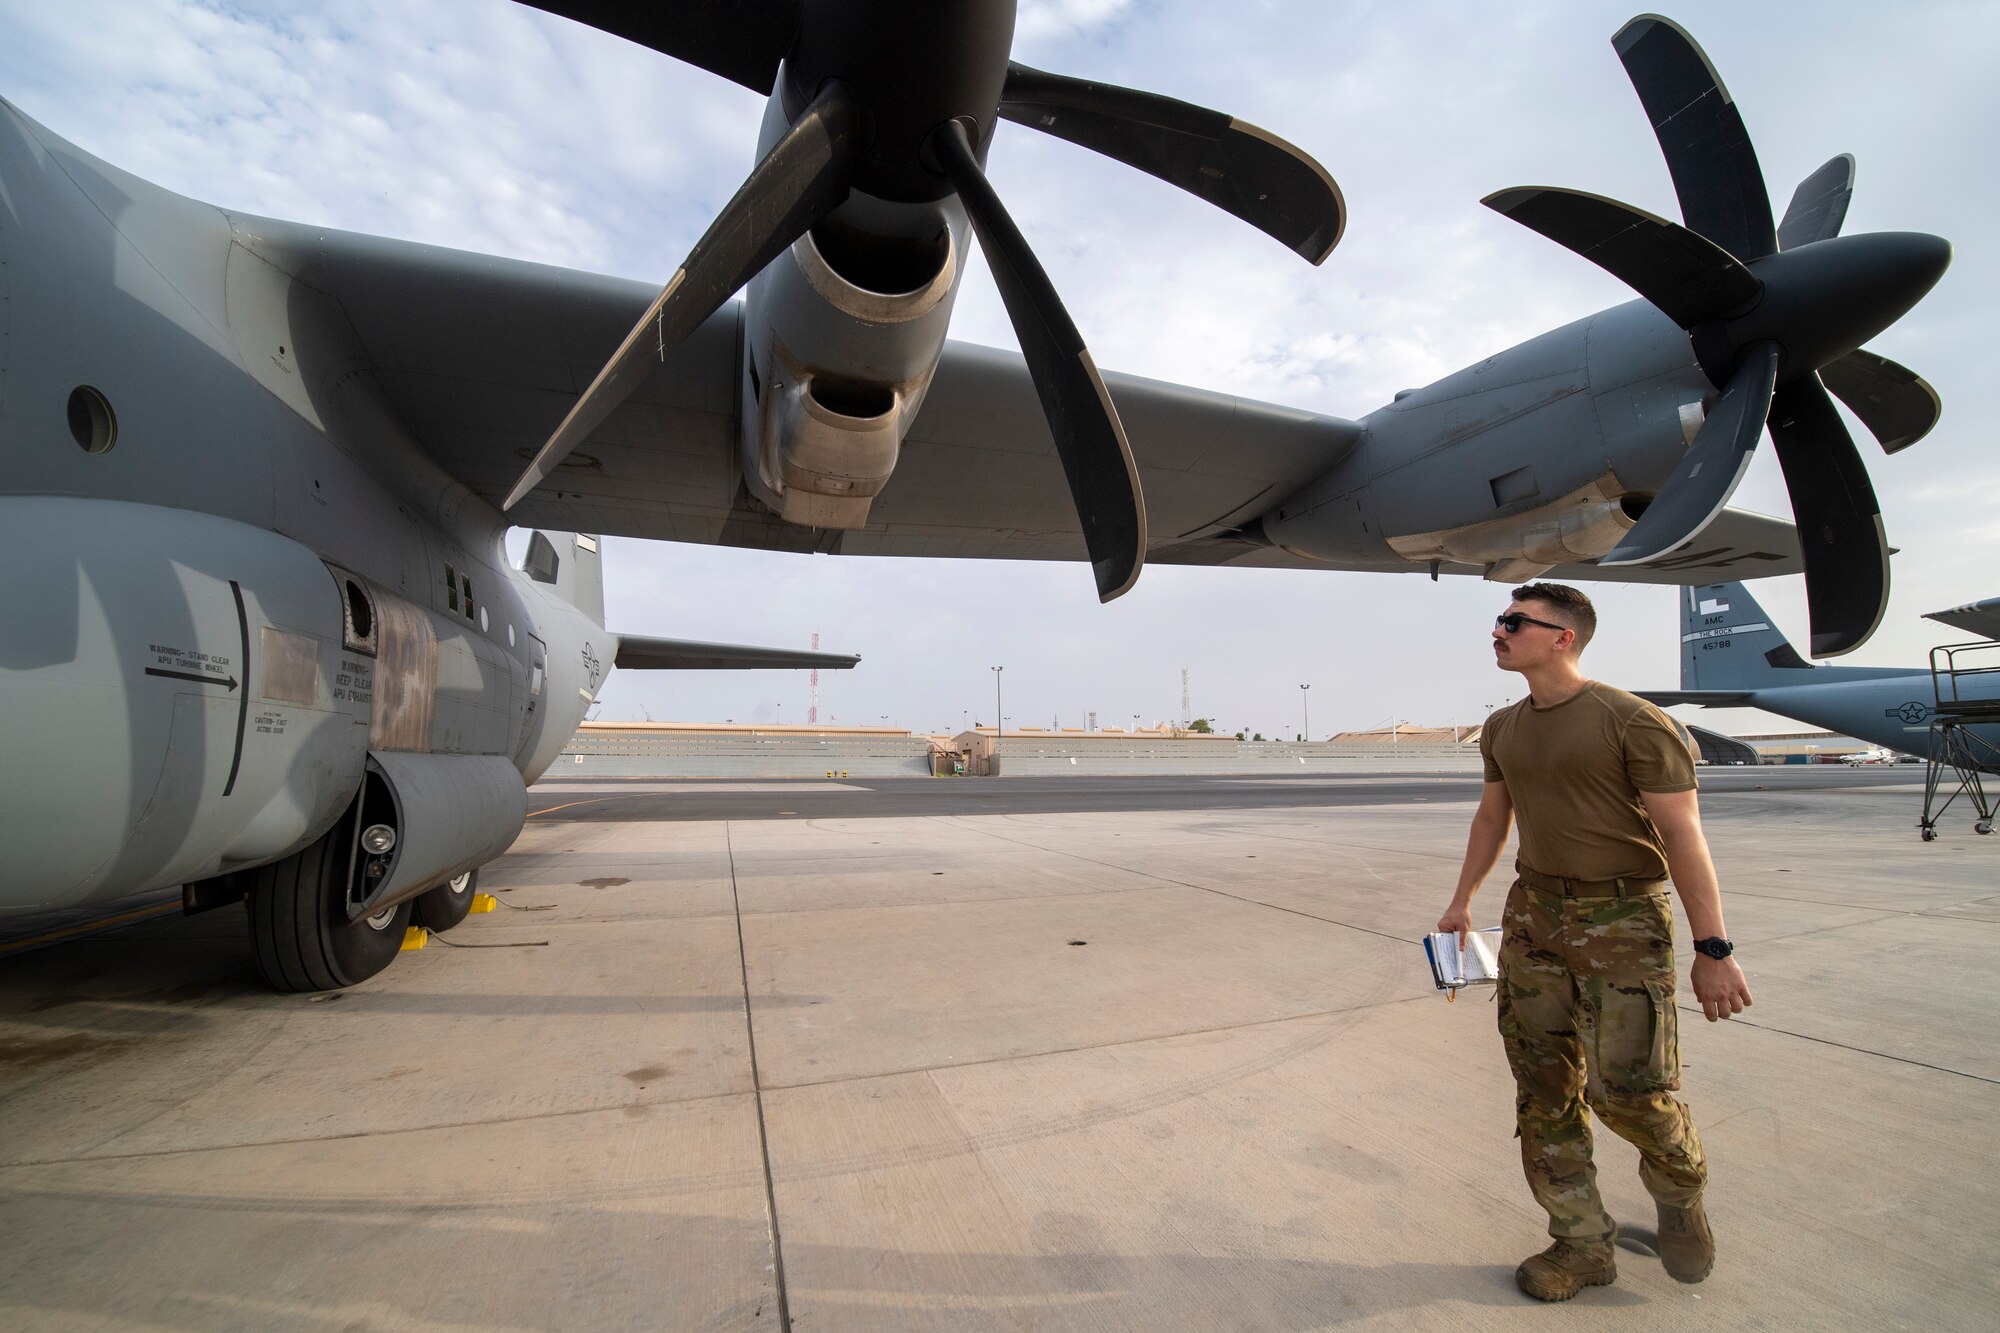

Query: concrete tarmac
[2,769,1995,1330]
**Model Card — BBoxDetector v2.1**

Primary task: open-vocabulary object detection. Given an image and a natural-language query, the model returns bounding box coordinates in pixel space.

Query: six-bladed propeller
[507,0,1344,601]
[1485,14,1950,657]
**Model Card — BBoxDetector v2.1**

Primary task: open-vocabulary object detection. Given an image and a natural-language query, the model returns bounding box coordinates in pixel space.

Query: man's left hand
[1690,955,1753,1022]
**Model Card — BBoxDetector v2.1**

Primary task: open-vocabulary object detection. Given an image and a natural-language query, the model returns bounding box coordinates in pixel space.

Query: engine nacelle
[739,87,968,528]
[0,499,373,910]
[1383,477,1642,582]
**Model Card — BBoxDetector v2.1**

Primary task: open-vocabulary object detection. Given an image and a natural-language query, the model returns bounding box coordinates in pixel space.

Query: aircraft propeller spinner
[1483,13,1950,657]
[505,0,1345,602]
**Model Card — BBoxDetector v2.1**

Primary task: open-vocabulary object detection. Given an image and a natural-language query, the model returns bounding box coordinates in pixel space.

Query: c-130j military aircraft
[0,5,1950,990]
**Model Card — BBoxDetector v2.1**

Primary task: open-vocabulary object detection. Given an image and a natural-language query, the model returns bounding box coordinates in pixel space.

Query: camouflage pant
[1497,879,1707,1240]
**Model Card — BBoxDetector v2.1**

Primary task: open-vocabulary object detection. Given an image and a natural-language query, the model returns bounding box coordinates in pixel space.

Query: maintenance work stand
[1919,641,2000,840]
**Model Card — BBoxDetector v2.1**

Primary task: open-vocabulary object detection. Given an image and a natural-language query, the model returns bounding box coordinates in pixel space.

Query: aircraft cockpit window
[461,575,475,621]
[67,385,117,454]
[444,563,459,612]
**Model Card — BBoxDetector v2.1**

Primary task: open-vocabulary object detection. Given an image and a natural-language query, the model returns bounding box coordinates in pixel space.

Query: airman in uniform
[1437,582,1754,1301]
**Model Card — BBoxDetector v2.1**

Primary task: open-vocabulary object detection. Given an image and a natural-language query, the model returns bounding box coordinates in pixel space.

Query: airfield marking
[526,792,657,818]
[723,821,793,1330]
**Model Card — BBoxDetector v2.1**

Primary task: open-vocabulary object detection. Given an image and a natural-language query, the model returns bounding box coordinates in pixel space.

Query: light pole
[1300,684,1311,743]
[991,666,1003,773]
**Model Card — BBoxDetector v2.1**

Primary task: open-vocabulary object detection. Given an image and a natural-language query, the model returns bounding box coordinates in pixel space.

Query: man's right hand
[1436,903,1472,945]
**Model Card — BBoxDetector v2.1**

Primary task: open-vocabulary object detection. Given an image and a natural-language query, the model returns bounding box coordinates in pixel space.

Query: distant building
[1325,724,1481,745]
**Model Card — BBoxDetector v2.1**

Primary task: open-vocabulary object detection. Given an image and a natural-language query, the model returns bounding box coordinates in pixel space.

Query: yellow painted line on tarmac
[0,900,182,956]
[527,792,652,819]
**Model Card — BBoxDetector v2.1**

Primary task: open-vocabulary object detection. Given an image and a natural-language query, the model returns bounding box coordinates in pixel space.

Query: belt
[1516,868,1665,899]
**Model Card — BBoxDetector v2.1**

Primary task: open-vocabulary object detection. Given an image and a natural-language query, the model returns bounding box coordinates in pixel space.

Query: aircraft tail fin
[1679,581,1820,691]
[523,531,604,627]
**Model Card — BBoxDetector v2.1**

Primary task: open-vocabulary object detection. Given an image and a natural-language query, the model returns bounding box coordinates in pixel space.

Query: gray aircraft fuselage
[0,99,607,916]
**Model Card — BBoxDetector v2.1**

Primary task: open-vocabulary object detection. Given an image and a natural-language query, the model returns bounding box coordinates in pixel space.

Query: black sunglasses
[1495,612,1569,635]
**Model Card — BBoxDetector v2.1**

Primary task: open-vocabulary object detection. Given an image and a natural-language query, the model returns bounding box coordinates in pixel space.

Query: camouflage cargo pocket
[1643,976,1680,1089]
[1597,973,1681,1094]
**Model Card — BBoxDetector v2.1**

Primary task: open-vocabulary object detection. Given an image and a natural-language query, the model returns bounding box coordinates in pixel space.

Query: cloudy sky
[5,0,1994,738]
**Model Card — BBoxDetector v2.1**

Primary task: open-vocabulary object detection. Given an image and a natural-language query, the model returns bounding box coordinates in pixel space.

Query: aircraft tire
[245,811,411,992]
[411,869,478,932]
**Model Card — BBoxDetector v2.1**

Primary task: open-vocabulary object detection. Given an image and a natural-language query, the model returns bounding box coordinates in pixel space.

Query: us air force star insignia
[1887,701,1931,725]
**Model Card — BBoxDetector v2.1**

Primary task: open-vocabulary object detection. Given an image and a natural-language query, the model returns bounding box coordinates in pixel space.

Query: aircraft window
[507,624,516,647]
[461,575,475,620]
[444,563,459,612]
[478,606,489,633]
[67,385,118,454]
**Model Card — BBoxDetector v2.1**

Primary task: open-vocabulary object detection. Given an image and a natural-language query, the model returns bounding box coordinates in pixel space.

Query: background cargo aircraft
[0,4,1960,988]
[1641,580,2000,809]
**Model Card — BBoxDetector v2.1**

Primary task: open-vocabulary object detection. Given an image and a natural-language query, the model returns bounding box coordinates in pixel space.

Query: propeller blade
[1777,154,1855,251]
[1767,375,1891,657]
[1613,14,1776,261]
[1482,187,1761,328]
[998,62,1344,264]
[1601,341,1780,566]
[930,118,1147,601]
[1819,348,1941,454]
[519,0,798,95]
[504,81,859,510]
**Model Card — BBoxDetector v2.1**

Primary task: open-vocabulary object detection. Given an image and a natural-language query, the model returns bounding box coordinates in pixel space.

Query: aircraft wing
[614,635,860,671]
[1542,509,1802,584]
[1924,596,2000,641]
[239,218,1357,570]
[1635,690,1757,707]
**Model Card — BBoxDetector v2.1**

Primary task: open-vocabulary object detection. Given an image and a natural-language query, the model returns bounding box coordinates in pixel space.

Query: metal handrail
[1929,641,2000,711]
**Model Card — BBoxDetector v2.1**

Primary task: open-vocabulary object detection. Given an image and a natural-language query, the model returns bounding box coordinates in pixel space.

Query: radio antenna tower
[1181,668,1190,728]
[808,631,820,725]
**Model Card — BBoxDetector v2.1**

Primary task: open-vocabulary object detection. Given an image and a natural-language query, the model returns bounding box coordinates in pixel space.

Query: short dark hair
[1511,582,1597,652]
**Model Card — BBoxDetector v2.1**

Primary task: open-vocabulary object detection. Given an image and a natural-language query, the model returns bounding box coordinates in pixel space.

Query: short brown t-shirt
[1480,680,1697,882]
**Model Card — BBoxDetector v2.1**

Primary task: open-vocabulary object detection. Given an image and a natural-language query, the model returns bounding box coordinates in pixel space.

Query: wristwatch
[1692,936,1735,960]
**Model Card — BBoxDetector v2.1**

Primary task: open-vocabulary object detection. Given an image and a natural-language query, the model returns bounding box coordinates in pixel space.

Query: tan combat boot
[1657,1198,1715,1283]
[1515,1236,1618,1301]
